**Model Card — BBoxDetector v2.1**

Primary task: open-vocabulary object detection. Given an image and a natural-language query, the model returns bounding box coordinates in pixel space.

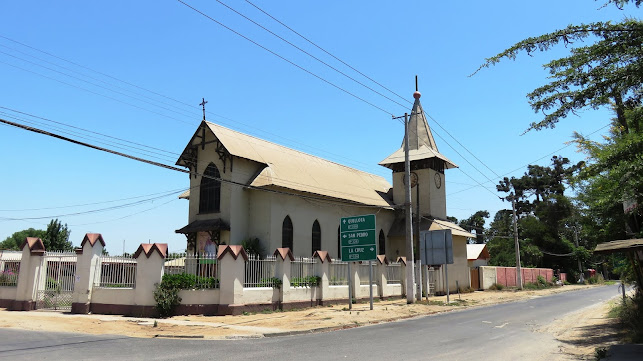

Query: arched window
[282,216,293,251]
[199,163,221,214]
[312,220,321,255]
[337,226,341,260]
[379,229,386,255]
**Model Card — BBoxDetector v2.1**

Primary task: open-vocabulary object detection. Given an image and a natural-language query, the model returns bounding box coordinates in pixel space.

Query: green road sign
[340,214,376,261]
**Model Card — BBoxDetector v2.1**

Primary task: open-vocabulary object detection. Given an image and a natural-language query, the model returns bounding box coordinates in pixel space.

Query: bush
[259,277,282,288]
[489,283,504,290]
[290,276,321,288]
[613,291,643,343]
[587,274,605,285]
[153,273,220,318]
[0,270,18,286]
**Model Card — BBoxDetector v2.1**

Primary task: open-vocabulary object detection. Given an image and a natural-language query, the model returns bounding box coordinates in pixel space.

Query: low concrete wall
[288,286,318,302]
[91,288,136,305]
[479,266,497,289]
[241,287,276,304]
[326,285,349,300]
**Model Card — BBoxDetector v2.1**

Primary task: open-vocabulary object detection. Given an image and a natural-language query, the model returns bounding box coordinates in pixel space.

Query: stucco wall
[264,190,395,259]
[391,168,446,220]
[433,235,470,293]
[91,288,136,305]
[0,287,17,300]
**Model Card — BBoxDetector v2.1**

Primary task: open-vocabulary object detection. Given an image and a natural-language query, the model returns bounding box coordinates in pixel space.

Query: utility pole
[404,112,416,303]
[511,196,523,290]
[574,226,584,283]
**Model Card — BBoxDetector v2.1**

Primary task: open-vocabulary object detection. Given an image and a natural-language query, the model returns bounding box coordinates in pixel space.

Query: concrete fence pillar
[274,248,293,305]
[11,238,45,310]
[313,251,331,304]
[132,243,167,316]
[397,257,407,297]
[218,245,247,315]
[351,262,361,299]
[376,255,388,298]
[71,233,105,314]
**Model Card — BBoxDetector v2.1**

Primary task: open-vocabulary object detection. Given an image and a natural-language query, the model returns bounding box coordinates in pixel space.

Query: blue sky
[0,1,637,254]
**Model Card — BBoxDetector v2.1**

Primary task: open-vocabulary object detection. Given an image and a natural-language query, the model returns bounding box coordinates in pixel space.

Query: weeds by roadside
[610,290,643,343]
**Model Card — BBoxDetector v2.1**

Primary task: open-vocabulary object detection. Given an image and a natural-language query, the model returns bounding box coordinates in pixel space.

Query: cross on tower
[199,98,208,121]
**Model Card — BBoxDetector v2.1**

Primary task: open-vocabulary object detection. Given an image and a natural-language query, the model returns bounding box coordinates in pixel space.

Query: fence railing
[329,260,348,285]
[94,255,137,288]
[357,262,376,285]
[290,257,316,287]
[386,262,402,284]
[0,251,21,287]
[244,255,276,288]
[164,253,220,289]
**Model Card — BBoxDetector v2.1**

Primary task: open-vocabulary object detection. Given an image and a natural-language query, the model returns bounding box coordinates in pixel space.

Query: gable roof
[178,121,394,208]
[467,244,490,261]
[379,94,456,169]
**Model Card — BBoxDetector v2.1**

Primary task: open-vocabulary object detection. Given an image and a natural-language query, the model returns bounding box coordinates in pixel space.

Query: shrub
[537,275,548,286]
[587,274,605,285]
[613,291,643,343]
[259,277,282,288]
[153,273,220,318]
[489,283,504,291]
[290,276,321,288]
[0,270,18,286]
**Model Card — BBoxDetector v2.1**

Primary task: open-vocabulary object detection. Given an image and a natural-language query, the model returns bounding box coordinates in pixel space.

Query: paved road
[0,285,621,360]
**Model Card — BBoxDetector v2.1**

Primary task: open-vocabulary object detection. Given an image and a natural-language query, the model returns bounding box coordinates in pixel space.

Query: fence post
[11,238,45,311]
[313,251,331,305]
[218,245,248,315]
[71,233,105,314]
[274,248,293,308]
[132,243,167,317]
[377,255,388,298]
[397,257,407,297]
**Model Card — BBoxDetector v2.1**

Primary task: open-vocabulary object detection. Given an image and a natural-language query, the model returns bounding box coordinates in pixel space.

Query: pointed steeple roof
[379,92,457,169]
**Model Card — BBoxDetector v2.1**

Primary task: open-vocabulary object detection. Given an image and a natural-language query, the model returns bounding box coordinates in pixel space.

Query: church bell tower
[379,91,457,220]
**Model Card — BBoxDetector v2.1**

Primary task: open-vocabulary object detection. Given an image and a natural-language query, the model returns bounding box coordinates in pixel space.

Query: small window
[282,216,293,251]
[312,220,321,255]
[199,163,221,214]
[379,229,386,255]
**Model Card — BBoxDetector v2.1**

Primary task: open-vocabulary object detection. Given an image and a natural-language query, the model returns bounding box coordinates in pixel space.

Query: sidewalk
[0,284,599,340]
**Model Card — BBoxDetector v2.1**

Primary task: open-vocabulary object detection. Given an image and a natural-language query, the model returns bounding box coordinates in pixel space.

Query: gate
[36,252,77,310]
[470,268,480,290]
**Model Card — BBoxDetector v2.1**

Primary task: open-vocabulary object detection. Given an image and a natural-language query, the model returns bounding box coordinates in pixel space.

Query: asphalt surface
[0,285,622,361]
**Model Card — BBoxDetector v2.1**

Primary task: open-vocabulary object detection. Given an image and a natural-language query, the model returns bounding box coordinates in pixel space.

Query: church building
[175,91,473,292]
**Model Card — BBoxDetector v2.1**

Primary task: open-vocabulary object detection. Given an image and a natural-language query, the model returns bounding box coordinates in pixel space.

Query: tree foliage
[43,219,73,251]
[474,1,642,132]
[458,210,489,244]
[0,228,46,250]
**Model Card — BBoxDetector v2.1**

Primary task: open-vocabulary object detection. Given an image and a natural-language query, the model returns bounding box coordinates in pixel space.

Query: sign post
[340,214,377,310]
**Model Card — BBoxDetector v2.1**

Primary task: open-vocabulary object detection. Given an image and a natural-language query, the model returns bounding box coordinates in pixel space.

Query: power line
[176,0,394,115]
[0,117,399,209]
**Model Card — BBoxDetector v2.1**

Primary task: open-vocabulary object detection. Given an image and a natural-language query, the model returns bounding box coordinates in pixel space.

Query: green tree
[43,219,73,251]
[475,1,642,132]
[458,210,489,244]
[0,228,46,250]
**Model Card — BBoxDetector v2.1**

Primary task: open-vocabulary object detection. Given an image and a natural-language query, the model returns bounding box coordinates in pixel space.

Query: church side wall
[266,191,395,259]
[247,189,272,255]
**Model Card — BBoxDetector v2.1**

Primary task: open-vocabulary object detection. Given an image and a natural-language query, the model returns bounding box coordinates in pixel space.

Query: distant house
[467,244,490,268]
[175,91,474,292]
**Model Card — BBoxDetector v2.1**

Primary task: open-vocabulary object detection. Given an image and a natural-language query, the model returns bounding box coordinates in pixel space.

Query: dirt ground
[0,284,622,359]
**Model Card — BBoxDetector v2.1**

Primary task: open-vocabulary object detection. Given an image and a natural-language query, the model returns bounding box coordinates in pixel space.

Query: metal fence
[94,255,137,288]
[244,254,276,288]
[357,262,376,285]
[36,252,77,310]
[164,253,220,289]
[329,260,348,285]
[386,262,402,284]
[0,251,21,287]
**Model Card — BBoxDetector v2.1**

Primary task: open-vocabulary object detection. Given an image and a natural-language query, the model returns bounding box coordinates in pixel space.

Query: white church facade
[175,92,474,292]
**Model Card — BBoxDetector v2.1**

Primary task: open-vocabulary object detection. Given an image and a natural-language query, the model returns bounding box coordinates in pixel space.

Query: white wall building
[175,92,474,292]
